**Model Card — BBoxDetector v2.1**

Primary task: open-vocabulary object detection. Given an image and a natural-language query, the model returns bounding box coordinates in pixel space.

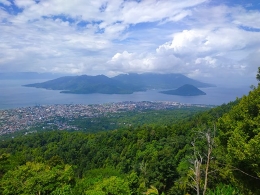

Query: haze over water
[0,79,252,110]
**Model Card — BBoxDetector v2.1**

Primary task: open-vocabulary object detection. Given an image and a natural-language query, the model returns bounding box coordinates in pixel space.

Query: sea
[0,79,252,110]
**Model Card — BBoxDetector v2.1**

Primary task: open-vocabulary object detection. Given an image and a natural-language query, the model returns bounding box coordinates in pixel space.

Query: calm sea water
[0,79,251,109]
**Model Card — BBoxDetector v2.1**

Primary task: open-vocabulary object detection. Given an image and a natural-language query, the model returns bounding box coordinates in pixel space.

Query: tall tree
[190,126,216,195]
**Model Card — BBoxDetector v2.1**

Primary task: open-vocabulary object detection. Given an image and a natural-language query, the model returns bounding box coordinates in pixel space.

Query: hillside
[160,84,206,96]
[24,73,214,94]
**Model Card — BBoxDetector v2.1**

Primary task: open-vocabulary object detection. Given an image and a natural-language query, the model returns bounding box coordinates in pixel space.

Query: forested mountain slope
[0,84,260,194]
[216,84,260,194]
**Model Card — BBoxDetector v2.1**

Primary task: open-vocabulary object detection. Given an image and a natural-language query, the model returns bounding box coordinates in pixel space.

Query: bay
[0,79,251,109]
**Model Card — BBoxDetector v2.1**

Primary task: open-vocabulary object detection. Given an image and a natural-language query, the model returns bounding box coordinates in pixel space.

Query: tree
[143,185,159,195]
[207,184,240,195]
[217,83,260,194]
[256,67,260,81]
[0,162,74,195]
[191,127,215,195]
[0,153,12,179]
[85,176,131,195]
[177,126,216,195]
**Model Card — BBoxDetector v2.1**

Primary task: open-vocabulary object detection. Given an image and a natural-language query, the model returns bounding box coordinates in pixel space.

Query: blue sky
[0,0,260,86]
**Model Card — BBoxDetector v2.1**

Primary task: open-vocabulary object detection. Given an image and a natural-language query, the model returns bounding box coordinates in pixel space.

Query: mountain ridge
[24,73,215,94]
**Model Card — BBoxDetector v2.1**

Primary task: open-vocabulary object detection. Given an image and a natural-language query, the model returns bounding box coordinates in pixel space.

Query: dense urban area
[0,101,212,135]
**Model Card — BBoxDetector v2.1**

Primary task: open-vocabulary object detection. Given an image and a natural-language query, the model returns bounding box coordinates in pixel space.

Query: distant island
[160,84,206,96]
[24,75,144,94]
[24,73,214,94]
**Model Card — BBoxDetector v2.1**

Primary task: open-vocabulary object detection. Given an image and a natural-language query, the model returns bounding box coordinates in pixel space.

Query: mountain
[160,84,206,96]
[24,73,214,94]
[24,75,145,94]
[113,73,214,88]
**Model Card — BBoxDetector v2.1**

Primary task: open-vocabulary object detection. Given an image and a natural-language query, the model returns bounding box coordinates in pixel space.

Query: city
[0,101,213,135]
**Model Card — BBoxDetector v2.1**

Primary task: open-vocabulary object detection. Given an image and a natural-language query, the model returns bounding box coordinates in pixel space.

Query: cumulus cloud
[107,50,183,75]
[108,18,260,86]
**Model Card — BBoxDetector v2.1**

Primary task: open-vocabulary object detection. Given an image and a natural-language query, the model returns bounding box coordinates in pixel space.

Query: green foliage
[51,185,73,195]
[143,185,159,195]
[217,85,260,194]
[0,162,74,195]
[207,184,241,195]
[85,176,131,195]
[0,153,13,178]
[73,167,127,194]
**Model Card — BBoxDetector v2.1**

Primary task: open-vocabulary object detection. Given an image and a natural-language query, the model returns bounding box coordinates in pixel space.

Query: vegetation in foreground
[0,71,260,194]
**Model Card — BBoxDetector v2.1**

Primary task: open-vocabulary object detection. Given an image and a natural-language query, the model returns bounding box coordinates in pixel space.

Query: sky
[0,0,260,87]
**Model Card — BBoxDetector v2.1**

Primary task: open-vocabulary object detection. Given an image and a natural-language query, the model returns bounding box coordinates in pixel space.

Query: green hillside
[1,76,260,194]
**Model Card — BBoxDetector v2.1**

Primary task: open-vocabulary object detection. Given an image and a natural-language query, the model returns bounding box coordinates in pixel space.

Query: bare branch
[216,162,260,180]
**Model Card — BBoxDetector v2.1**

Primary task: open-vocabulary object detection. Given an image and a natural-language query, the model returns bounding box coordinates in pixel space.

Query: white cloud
[0,0,11,6]
[107,50,183,75]
[1,0,208,73]
[0,0,260,87]
[189,5,231,29]
[232,7,260,29]
[9,0,208,30]
[157,24,260,62]
[14,0,36,8]
[241,50,260,74]
[156,29,210,55]
[157,26,260,58]
[195,56,216,67]
[108,17,260,85]
[120,0,193,24]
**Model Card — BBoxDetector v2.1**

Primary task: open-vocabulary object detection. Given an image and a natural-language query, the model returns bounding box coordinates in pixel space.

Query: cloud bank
[1,0,260,86]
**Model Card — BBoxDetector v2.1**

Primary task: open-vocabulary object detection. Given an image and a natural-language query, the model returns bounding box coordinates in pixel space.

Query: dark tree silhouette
[257,67,260,81]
